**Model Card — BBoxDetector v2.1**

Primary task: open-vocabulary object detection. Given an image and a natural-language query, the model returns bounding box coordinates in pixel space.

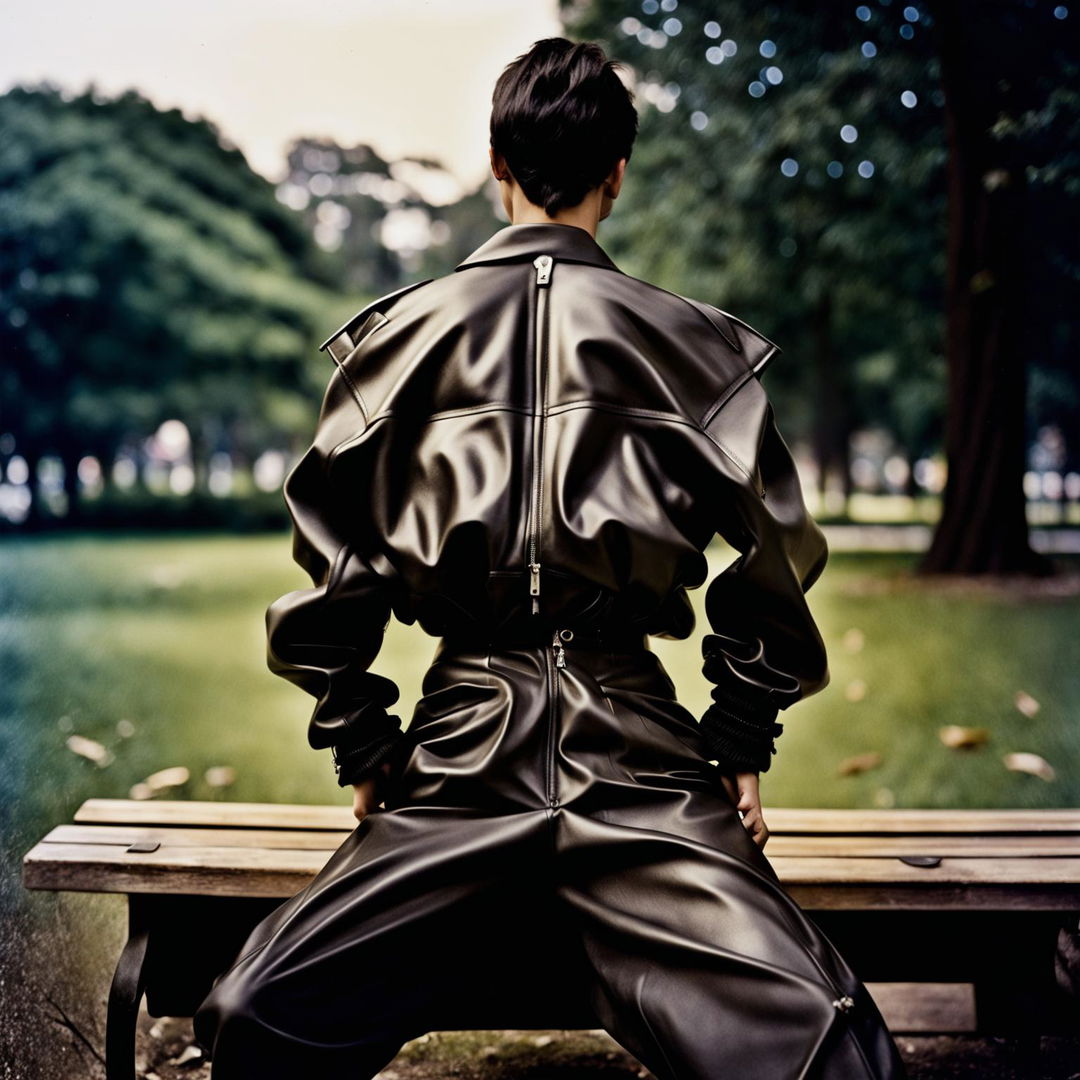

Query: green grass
[0,531,1076,1074]
[704,551,1080,810]
[1,532,1077,872]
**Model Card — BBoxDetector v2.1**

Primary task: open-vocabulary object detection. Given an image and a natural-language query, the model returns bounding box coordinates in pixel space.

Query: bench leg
[971,913,1078,1036]
[106,897,150,1080]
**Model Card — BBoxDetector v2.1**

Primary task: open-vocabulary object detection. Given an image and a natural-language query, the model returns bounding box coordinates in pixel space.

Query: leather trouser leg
[539,645,907,1080]
[193,640,908,1079]
[192,808,578,1079]
[554,811,906,1080]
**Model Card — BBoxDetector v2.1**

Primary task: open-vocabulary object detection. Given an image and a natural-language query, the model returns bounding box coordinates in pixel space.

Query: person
[193,36,908,1080]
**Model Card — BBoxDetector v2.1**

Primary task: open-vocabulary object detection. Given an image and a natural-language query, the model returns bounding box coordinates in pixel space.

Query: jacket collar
[454,222,623,274]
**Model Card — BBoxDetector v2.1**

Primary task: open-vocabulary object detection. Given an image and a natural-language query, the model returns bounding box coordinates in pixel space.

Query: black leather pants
[193,635,908,1079]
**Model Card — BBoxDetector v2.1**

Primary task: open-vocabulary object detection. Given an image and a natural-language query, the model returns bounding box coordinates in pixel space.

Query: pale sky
[2,0,564,203]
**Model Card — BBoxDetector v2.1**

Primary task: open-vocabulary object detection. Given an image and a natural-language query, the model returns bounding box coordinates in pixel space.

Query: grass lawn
[1,532,1077,852]
[0,531,1076,1079]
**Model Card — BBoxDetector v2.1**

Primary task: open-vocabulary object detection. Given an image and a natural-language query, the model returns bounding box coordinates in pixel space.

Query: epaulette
[318,277,434,363]
[679,295,782,380]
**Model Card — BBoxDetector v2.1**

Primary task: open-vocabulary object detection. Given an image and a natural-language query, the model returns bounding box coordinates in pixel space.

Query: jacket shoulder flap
[318,277,435,364]
[677,294,783,381]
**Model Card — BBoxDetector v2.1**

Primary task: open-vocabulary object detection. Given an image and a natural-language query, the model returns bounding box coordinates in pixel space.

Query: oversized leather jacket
[265,222,830,787]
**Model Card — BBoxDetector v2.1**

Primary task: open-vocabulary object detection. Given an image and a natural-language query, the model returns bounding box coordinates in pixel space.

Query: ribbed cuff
[332,726,405,787]
[700,685,784,774]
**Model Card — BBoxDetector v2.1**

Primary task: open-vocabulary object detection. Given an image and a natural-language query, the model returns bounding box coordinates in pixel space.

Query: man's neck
[507,199,602,239]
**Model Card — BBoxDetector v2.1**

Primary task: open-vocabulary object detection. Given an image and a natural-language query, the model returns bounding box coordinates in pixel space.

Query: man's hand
[718,770,769,849]
[351,760,394,822]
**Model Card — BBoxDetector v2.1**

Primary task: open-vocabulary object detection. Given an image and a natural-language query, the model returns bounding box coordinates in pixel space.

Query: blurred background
[1,1,1078,1075]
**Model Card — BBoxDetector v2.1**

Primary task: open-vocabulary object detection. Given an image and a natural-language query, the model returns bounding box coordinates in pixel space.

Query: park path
[821,524,1080,554]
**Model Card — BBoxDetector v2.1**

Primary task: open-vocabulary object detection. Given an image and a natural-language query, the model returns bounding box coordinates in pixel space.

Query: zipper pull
[529,562,541,614]
[552,629,566,669]
[534,254,553,285]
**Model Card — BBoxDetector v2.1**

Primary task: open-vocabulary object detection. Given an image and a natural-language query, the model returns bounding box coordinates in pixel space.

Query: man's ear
[490,147,510,182]
[605,157,627,198]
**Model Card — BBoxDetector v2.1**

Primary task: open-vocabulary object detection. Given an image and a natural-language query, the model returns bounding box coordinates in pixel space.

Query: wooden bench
[22,799,1080,1080]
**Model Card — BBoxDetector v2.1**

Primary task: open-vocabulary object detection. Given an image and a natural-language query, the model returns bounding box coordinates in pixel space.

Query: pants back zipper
[545,627,573,808]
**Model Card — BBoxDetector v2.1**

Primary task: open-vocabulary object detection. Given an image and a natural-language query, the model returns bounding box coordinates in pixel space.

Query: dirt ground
[120,1013,1080,1080]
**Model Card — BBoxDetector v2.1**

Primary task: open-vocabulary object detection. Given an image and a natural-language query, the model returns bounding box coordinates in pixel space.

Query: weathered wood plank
[772,857,1080,885]
[43,824,351,851]
[766,808,1080,834]
[23,834,1080,903]
[865,982,976,1033]
[784,884,1080,910]
[22,843,328,897]
[40,824,1080,857]
[73,799,353,831]
[765,836,1080,856]
[70,799,1080,834]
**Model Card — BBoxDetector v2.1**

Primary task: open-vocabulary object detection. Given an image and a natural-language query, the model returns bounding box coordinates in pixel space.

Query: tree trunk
[811,289,849,515]
[190,419,211,495]
[20,447,45,532]
[918,0,1054,576]
[904,453,921,501]
[61,446,83,527]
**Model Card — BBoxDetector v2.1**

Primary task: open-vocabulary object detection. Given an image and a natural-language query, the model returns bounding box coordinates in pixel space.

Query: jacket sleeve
[696,370,830,774]
[265,365,406,788]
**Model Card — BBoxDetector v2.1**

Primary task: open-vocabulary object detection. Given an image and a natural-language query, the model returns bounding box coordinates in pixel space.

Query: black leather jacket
[265,222,830,786]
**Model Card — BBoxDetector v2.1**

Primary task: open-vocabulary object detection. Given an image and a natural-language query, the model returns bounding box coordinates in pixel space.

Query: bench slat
[767,835,1080,856]
[43,824,351,851]
[73,799,353,831]
[767,808,1080,833]
[31,801,1080,911]
[782,883,1080,910]
[23,842,324,897]
[38,824,1080,858]
[70,799,1080,835]
[23,839,1080,902]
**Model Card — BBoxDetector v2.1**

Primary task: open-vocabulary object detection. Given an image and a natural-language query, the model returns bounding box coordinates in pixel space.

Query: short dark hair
[490,38,638,216]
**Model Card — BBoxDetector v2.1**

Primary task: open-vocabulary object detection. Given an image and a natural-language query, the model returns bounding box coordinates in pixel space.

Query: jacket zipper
[527,254,553,615]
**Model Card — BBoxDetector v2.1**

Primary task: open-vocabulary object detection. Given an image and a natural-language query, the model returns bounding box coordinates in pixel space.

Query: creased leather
[265,221,829,779]
[193,639,906,1077]
[195,225,907,1076]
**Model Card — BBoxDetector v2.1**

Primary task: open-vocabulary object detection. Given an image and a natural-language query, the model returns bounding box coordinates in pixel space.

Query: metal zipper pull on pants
[552,627,573,669]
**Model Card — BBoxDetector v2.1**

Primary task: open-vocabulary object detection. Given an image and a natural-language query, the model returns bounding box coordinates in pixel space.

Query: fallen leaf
[1014,691,1041,718]
[845,679,868,702]
[149,1017,189,1042]
[939,725,990,749]
[1003,752,1055,781]
[838,751,883,776]
[205,765,237,788]
[143,766,190,792]
[65,735,113,767]
[167,1044,203,1066]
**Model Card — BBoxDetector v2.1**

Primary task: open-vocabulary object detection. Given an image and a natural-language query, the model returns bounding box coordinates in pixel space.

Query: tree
[561,0,948,512]
[918,0,1076,574]
[0,82,333,524]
